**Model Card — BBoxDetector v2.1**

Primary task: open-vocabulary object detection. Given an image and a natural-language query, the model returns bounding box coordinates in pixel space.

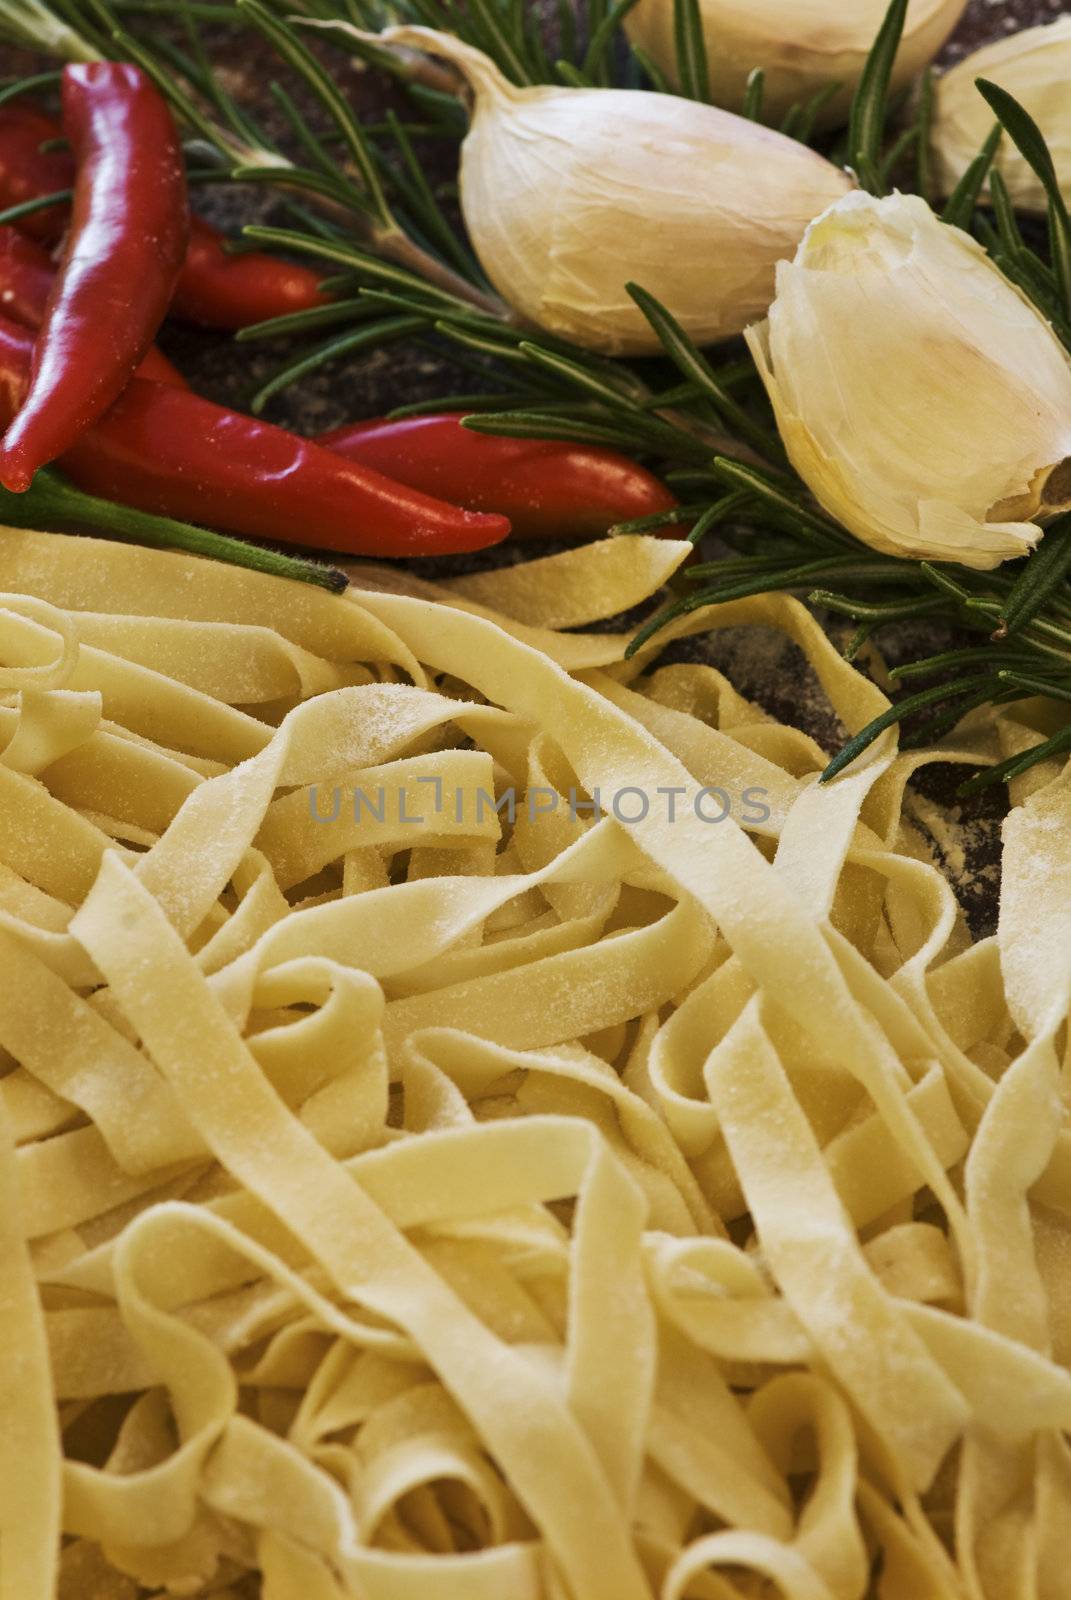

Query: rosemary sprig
[915,66,935,201]
[0,0,97,57]
[958,723,1071,797]
[672,0,709,104]
[940,123,1001,231]
[976,78,1071,319]
[997,513,1071,638]
[249,313,424,412]
[847,0,907,192]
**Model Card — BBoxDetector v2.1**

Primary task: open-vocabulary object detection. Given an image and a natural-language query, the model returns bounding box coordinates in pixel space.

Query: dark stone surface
[1,0,1057,935]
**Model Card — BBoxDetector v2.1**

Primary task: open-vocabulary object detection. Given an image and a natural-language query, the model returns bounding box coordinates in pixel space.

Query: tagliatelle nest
[0,528,1069,1600]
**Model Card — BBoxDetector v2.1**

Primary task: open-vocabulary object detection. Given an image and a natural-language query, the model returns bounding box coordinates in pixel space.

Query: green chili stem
[0,469,348,592]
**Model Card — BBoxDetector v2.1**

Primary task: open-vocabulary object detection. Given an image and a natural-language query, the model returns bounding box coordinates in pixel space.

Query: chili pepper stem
[0,468,348,592]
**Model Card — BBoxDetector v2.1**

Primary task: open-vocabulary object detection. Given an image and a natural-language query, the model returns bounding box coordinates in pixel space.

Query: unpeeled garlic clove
[624,0,968,130]
[370,25,852,356]
[745,191,1071,571]
[931,18,1071,213]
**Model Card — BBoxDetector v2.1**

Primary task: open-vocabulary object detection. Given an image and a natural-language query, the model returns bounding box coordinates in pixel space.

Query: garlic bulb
[373,25,851,356]
[624,0,968,129]
[745,191,1071,570]
[931,18,1071,213]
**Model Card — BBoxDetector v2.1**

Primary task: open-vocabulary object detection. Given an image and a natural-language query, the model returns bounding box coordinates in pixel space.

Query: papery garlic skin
[931,19,1071,213]
[745,191,1071,570]
[624,0,968,129]
[376,26,851,356]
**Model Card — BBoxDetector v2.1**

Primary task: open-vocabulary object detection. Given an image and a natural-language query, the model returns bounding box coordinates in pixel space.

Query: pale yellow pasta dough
[0,525,1068,1600]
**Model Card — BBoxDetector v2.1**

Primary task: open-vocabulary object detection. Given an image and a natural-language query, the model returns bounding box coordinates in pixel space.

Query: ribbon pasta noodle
[0,524,1069,1599]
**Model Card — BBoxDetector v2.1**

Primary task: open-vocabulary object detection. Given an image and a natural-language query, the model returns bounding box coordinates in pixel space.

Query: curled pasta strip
[0,528,1066,1599]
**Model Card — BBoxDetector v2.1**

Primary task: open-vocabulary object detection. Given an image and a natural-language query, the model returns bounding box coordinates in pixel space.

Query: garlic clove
[931,18,1071,213]
[372,25,852,356]
[745,191,1071,571]
[624,0,968,130]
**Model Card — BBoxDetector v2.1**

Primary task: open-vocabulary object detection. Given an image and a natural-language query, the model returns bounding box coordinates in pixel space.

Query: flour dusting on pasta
[0,526,1069,1600]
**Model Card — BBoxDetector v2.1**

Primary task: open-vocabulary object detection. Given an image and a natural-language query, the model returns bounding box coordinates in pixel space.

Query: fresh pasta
[0,524,1069,1600]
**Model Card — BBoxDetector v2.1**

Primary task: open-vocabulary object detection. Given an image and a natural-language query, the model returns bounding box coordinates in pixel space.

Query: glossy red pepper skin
[319,413,679,539]
[0,317,510,557]
[0,105,327,329]
[0,227,68,326]
[170,216,329,329]
[0,226,186,388]
[0,65,189,492]
[0,103,73,242]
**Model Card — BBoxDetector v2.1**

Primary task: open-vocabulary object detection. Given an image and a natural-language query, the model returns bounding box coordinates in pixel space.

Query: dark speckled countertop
[2,0,1062,934]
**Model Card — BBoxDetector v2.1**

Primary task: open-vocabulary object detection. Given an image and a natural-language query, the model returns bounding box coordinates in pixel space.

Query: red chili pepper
[0,104,328,329]
[0,315,510,556]
[170,215,329,329]
[0,226,186,388]
[0,65,189,492]
[319,413,679,539]
[0,103,73,243]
